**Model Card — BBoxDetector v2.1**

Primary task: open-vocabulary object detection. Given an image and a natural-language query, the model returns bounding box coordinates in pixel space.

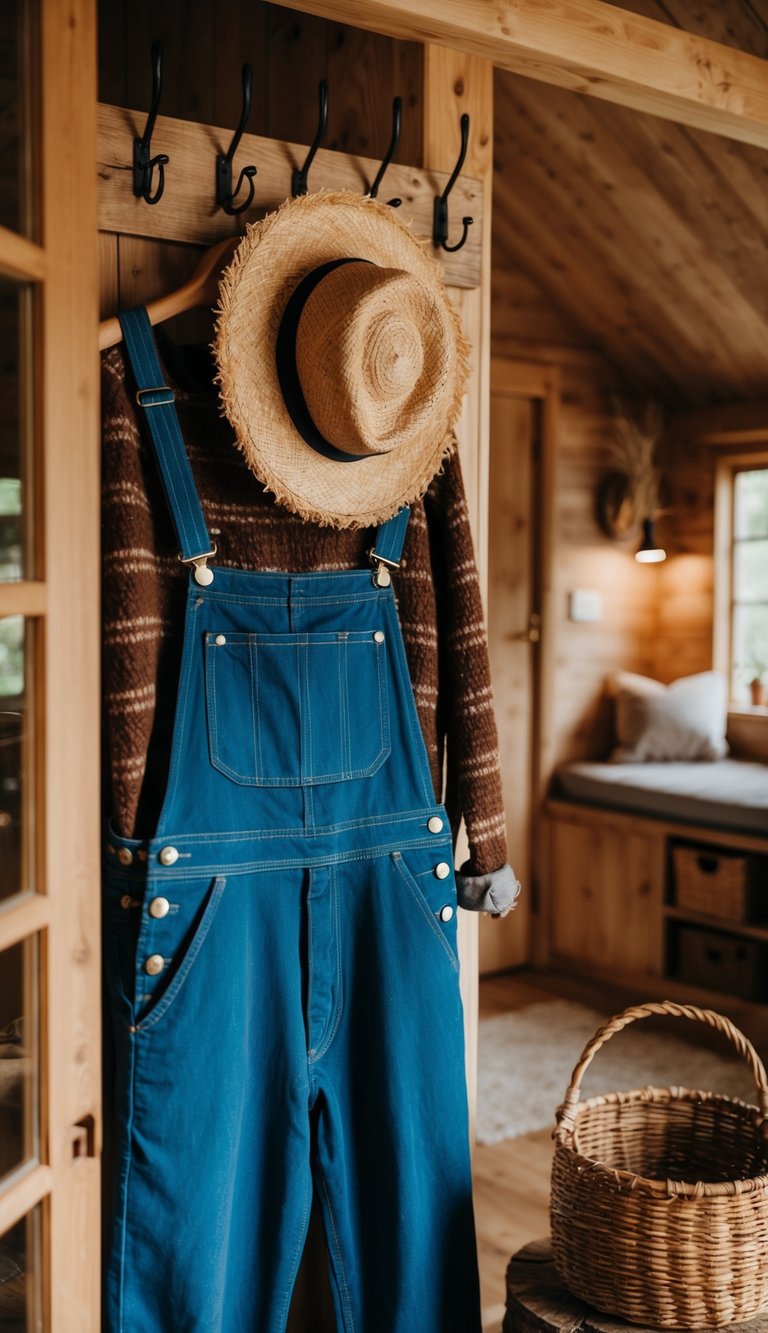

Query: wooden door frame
[490,357,559,967]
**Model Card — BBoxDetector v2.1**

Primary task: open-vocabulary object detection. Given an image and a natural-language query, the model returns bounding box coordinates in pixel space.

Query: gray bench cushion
[555,759,768,837]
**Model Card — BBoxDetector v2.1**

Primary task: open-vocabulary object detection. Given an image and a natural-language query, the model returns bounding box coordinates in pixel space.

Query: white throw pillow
[610,670,729,763]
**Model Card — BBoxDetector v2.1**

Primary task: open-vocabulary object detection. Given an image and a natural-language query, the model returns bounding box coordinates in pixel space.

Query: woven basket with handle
[550,1001,768,1328]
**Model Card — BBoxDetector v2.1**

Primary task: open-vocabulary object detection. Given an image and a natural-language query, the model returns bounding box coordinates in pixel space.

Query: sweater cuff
[456,863,521,916]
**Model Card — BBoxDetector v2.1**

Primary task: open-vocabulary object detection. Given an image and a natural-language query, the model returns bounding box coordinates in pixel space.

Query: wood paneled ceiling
[492,1,768,406]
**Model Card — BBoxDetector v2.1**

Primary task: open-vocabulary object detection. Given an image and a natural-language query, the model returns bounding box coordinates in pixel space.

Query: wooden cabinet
[547,808,664,978]
[543,801,768,1025]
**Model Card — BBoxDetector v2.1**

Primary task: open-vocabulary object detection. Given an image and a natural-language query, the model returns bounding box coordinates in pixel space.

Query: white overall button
[435,862,451,880]
[439,905,454,923]
[195,565,214,587]
[159,846,179,867]
[215,634,226,646]
[428,816,444,834]
[373,630,385,643]
[144,954,165,976]
[148,896,170,919]
[117,847,133,866]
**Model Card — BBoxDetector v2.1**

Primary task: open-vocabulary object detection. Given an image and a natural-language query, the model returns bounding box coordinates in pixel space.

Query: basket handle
[555,1000,768,1134]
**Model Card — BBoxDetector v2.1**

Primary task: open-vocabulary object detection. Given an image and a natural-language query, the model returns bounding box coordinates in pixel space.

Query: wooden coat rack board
[97,103,483,289]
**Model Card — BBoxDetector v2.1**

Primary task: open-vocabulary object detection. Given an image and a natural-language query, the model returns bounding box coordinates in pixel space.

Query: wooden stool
[504,1239,768,1333]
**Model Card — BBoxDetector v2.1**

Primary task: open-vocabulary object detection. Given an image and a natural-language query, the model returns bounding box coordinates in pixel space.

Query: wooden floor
[474,971,559,1331]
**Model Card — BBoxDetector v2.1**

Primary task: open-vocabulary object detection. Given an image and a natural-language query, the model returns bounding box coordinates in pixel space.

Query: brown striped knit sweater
[101,337,508,877]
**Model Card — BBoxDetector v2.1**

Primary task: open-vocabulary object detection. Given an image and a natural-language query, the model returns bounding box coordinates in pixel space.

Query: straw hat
[214,190,469,529]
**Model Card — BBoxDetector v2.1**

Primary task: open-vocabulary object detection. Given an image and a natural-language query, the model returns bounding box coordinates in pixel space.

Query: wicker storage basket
[551,1001,768,1328]
[673,845,757,923]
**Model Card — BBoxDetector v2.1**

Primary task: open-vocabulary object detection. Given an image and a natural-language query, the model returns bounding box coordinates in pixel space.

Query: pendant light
[635,517,666,563]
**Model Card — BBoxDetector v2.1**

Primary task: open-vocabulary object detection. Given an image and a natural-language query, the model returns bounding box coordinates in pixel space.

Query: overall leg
[104,865,314,1333]
[309,850,481,1333]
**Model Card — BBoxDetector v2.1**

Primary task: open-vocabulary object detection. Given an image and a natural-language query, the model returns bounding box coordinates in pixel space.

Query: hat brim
[213,190,469,529]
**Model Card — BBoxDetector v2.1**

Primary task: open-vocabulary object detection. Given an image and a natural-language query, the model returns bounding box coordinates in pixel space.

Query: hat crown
[295,261,448,458]
[365,307,424,403]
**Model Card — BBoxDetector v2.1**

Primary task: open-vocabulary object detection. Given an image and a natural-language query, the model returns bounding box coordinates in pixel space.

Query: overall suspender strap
[119,303,410,588]
[117,306,216,585]
[369,507,411,587]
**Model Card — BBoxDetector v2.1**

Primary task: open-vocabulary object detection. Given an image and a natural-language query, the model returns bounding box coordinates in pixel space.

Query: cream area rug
[476,999,759,1145]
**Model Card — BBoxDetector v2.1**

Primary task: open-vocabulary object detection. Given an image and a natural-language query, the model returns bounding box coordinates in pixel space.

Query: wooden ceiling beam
[282,0,768,150]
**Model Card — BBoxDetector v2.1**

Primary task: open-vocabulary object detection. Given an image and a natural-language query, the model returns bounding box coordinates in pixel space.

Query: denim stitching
[198,589,382,608]
[391,853,459,972]
[136,806,446,844]
[249,638,260,782]
[141,836,454,880]
[306,866,315,1059]
[155,601,198,833]
[277,1170,312,1333]
[383,599,434,806]
[339,637,350,776]
[311,864,344,1063]
[203,631,378,645]
[206,645,220,774]
[316,1167,356,1333]
[302,636,312,784]
[375,635,391,755]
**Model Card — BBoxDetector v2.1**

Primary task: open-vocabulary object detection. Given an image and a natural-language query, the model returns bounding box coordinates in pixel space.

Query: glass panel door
[0,0,100,1328]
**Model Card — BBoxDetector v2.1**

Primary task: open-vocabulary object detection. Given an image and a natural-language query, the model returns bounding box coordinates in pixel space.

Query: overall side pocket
[391,850,459,972]
[129,875,227,1032]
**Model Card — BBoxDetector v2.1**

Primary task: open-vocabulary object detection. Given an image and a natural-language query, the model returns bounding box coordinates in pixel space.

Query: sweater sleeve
[425,448,511,879]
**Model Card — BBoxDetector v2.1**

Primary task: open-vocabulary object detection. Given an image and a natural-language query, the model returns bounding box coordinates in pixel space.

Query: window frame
[714,448,768,715]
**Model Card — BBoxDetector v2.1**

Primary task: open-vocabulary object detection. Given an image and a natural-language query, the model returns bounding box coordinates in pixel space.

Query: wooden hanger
[98,236,239,351]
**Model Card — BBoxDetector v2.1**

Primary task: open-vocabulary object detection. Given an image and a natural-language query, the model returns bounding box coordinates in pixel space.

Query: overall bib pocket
[204,629,391,785]
[107,875,227,1032]
[391,849,460,971]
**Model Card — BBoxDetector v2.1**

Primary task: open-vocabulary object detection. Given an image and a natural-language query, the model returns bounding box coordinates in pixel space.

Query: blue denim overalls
[103,308,481,1332]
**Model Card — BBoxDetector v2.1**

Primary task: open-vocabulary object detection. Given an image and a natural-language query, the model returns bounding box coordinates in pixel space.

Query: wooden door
[481,361,558,975]
[0,1,100,1329]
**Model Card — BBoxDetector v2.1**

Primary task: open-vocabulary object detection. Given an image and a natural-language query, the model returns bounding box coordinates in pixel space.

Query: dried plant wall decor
[597,400,665,541]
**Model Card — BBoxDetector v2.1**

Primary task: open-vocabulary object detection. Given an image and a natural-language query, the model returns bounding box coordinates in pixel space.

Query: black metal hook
[292,81,328,197]
[433,113,473,253]
[133,40,169,206]
[216,65,257,215]
[368,97,402,208]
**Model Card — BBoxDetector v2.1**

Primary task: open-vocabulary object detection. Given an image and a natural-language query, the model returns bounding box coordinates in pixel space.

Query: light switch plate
[569,589,603,623]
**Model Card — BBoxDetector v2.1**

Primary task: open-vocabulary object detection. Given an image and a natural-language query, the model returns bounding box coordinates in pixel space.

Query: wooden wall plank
[97,234,118,318]
[123,0,216,124]
[265,4,329,144]
[96,0,125,105]
[212,5,268,132]
[328,25,396,159]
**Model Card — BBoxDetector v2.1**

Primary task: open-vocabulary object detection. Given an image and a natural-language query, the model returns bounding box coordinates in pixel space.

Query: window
[715,456,768,708]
